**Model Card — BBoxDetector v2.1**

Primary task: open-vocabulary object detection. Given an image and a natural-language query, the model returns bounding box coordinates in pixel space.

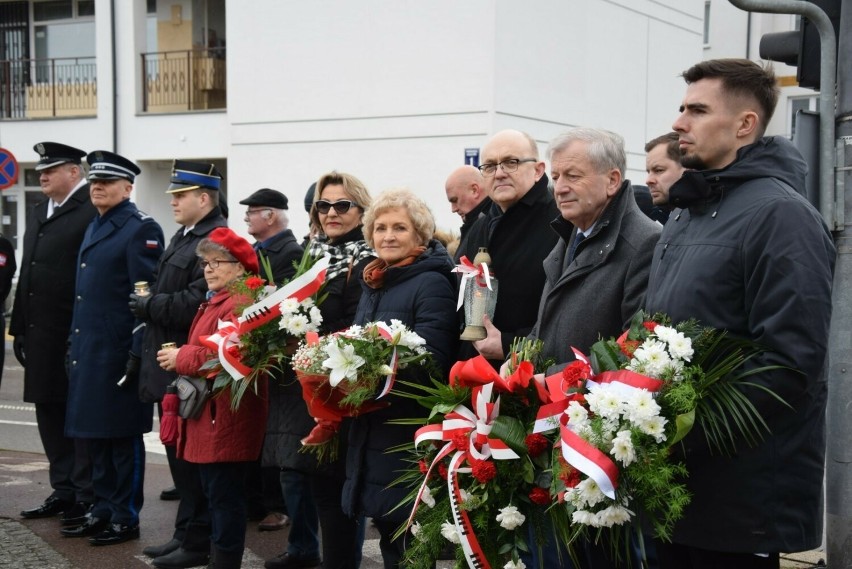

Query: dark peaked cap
[239,188,289,210]
[167,159,223,193]
[86,150,141,182]
[33,142,87,171]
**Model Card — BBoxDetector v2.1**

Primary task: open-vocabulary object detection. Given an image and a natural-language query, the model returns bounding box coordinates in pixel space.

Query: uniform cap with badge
[33,142,87,172]
[86,151,141,182]
[167,160,223,193]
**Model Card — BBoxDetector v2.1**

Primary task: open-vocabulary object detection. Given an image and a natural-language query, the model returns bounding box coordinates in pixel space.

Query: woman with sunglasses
[266,172,376,569]
[156,227,267,569]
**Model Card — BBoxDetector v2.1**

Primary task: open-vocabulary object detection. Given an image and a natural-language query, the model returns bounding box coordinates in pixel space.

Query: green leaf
[669,410,695,446]
[489,415,528,456]
[590,340,621,373]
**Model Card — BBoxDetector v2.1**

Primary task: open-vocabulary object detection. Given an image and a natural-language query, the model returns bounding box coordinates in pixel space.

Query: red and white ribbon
[369,322,398,399]
[200,318,252,380]
[448,451,492,569]
[452,255,494,311]
[560,423,619,500]
[238,256,329,333]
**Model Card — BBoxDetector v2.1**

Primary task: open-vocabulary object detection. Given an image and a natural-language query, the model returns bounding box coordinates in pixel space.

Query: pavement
[0,339,830,569]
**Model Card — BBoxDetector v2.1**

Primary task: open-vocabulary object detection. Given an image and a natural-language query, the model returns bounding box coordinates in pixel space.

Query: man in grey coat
[530,127,661,365]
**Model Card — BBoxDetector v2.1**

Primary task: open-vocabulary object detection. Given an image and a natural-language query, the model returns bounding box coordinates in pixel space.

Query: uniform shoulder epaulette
[137,210,152,220]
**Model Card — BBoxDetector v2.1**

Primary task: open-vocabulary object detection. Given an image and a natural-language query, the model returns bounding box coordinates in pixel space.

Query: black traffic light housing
[759,0,841,90]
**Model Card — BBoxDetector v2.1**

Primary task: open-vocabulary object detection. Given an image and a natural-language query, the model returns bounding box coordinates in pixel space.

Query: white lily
[322,340,365,387]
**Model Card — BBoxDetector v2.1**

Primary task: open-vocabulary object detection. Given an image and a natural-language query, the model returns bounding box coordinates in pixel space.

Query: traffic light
[759,0,841,90]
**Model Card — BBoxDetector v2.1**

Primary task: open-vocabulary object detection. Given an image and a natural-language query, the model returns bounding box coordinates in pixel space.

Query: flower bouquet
[198,250,329,410]
[536,311,786,564]
[393,339,574,569]
[292,319,432,462]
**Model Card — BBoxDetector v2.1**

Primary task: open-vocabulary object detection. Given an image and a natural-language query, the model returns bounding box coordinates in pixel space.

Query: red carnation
[244,276,265,290]
[419,460,429,476]
[470,459,497,484]
[226,345,241,359]
[557,458,581,488]
[452,432,470,452]
[437,462,448,479]
[643,321,658,333]
[619,339,640,358]
[525,434,549,457]
[529,487,551,505]
[562,361,590,384]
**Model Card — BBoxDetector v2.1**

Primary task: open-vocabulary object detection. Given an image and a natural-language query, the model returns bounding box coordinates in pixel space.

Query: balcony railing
[0,57,97,119]
[142,47,226,112]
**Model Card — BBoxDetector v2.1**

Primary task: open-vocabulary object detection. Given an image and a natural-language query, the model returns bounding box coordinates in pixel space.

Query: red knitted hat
[207,227,259,275]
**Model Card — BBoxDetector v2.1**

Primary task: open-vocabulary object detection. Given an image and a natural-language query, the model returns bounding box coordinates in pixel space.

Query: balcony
[142,47,226,113]
[0,57,97,120]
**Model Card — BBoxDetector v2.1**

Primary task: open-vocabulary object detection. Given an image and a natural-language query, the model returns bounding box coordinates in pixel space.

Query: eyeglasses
[315,200,359,215]
[200,259,240,270]
[478,158,537,177]
[245,208,271,217]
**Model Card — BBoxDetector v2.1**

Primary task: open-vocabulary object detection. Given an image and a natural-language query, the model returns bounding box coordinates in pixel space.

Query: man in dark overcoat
[60,151,164,546]
[239,188,320,568]
[130,160,226,568]
[455,129,558,368]
[14,142,97,525]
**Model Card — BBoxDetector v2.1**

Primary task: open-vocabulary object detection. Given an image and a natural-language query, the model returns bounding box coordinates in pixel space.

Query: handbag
[174,375,212,420]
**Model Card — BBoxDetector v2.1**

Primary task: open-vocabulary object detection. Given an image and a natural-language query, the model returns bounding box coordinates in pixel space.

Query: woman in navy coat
[341,188,458,569]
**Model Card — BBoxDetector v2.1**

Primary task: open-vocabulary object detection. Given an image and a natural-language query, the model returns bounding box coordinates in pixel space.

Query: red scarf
[362,245,427,289]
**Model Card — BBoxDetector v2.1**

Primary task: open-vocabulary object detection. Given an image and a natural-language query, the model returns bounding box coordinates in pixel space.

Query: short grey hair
[547,127,626,177]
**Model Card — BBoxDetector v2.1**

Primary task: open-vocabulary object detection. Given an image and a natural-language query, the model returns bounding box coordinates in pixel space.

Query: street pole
[826,2,852,567]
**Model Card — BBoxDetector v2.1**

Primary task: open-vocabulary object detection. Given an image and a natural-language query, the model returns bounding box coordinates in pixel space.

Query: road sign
[0,148,19,190]
[465,148,480,168]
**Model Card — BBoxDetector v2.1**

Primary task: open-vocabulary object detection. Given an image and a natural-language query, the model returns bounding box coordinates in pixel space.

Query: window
[32,0,96,64]
[703,2,711,46]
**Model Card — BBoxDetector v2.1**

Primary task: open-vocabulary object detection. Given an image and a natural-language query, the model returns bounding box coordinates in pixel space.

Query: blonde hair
[363,188,436,249]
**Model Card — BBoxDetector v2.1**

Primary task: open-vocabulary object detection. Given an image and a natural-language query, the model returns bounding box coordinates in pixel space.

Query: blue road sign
[0,148,19,190]
[465,148,480,168]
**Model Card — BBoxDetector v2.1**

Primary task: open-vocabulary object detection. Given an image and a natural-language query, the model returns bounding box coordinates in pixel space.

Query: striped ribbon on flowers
[408,382,519,569]
[237,256,329,333]
[200,318,253,380]
[368,322,400,399]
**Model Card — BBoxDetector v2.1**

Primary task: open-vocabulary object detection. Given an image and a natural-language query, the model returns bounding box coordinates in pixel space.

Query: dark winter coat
[644,137,836,553]
[530,180,661,366]
[176,290,269,464]
[66,199,164,438]
[10,185,97,403]
[138,207,227,403]
[342,240,458,524]
[257,228,303,285]
[455,175,559,365]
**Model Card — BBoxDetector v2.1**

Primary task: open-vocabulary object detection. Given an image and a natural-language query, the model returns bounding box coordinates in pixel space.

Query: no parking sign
[0,148,19,190]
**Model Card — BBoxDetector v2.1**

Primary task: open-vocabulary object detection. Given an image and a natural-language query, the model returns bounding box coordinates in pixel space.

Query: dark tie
[567,232,586,265]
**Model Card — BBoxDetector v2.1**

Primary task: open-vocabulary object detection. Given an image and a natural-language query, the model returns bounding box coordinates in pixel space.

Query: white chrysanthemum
[589,387,623,421]
[411,521,426,542]
[495,505,526,530]
[667,333,694,361]
[284,314,310,336]
[322,340,366,387]
[504,559,527,569]
[652,325,677,344]
[342,324,364,338]
[594,505,633,527]
[398,330,426,349]
[632,339,672,377]
[576,478,606,508]
[571,509,596,526]
[610,430,636,466]
[625,389,660,424]
[300,297,315,309]
[440,521,461,544]
[421,485,435,508]
[566,400,589,427]
[459,488,474,507]
[308,306,323,326]
[639,415,668,443]
[279,298,300,315]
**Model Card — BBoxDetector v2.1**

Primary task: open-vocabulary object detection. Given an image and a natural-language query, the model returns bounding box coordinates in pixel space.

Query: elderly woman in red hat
[157,227,267,569]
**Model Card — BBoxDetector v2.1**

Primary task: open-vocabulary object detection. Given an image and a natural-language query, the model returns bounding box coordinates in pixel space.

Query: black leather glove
[128,293,151,320]
[12,336,25,366]
[120,352,141,389]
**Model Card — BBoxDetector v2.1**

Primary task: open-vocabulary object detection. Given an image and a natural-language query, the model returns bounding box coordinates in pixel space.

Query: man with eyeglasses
[239,188,321,569]
[130,159,226,568]
[454,129,559,368]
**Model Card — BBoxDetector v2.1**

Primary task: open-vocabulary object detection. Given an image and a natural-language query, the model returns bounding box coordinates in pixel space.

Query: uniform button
[38,232,44,237]
[28,292,33,296]
[77,295,82,301]
[75,329,80,334]
[72,361,77,366]
[30,261,35,266]
[80,262,87,268]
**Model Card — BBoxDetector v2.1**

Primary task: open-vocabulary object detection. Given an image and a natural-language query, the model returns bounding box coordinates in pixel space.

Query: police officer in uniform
[132,160,227,568]
[15,142,97,525]
[60,151,164,546]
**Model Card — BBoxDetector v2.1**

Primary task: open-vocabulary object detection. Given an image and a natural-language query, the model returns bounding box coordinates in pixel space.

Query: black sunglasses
[315,199,359,215]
